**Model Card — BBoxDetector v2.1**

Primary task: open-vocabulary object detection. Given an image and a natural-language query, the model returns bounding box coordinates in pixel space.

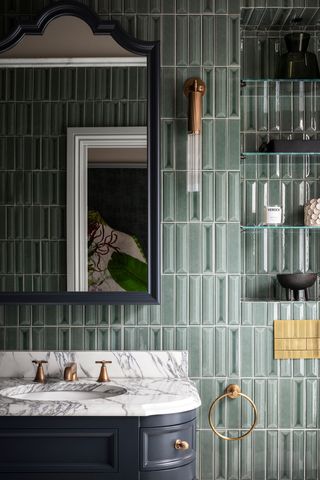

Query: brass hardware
[208,384,258,441]
[174,439,190,450]
[63,362,78,381]
[183,77,206,134]
[274,320,320,359]
[95,360,112,382]
[32,360,48,383]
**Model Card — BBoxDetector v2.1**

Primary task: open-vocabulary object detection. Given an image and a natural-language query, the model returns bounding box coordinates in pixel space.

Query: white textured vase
[304,198,320,225]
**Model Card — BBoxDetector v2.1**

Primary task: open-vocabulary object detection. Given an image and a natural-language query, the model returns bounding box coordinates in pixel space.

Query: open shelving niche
[240,37,320,301]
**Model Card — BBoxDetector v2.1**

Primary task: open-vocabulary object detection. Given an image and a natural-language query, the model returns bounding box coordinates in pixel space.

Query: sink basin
[1,383,127,402]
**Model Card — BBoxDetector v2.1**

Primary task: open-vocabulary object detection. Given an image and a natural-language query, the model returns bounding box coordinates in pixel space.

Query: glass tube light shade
[187,132,201,192]
[184,77,206,193]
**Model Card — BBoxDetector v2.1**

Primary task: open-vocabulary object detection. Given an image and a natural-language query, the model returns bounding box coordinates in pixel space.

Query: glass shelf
[241,152,320,164]
[242,78,320,83]
[241,225,320,231]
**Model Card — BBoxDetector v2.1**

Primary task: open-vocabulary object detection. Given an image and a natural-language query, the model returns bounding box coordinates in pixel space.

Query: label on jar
[263,206,282,225]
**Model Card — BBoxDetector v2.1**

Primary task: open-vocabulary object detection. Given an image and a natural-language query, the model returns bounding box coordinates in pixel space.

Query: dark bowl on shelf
[277,273,317,300]
[277,273,317,290]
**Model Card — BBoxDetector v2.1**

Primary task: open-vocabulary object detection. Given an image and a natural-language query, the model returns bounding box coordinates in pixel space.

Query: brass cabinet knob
[174,439,190,450]
[32,360,48,383]
[95,360,112,382]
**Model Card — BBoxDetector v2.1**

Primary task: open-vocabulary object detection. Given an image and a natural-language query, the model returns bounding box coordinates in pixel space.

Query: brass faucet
[63,362,78,381]
[32,360,48,383]
[95,360,112,382]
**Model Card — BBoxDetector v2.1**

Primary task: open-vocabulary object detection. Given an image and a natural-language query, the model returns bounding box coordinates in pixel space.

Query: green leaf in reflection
[108,252,148,292]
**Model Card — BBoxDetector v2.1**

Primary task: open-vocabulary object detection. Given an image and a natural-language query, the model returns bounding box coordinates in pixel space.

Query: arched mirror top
[0,1,157,62]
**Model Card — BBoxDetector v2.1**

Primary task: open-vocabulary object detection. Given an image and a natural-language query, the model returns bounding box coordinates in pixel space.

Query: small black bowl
[277,273,317,301]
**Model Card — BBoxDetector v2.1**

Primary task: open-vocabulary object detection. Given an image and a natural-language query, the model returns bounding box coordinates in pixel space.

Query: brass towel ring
[208,384,258,441]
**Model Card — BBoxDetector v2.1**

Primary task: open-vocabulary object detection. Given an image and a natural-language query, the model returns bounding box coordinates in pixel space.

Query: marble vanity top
[0,351,201,417]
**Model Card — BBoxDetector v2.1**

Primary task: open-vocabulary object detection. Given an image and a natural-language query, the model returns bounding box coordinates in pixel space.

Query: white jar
[263,205,283,225]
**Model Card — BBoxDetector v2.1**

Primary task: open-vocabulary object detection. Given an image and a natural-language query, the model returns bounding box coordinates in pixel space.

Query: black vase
[276,32,320,79]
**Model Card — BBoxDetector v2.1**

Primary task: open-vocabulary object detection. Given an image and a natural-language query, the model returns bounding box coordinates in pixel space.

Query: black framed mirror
[0,1,160,304]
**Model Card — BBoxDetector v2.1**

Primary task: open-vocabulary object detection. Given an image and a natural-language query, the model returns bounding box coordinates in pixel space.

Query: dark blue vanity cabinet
[0,410,196,480]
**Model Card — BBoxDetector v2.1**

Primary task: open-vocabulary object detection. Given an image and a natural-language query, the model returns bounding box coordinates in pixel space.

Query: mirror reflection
[0,13,150,295]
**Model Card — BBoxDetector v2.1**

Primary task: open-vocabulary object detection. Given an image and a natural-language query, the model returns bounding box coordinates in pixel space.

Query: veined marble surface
[0,351,200,416]
[0,377,200,416]
[0,351,188,379]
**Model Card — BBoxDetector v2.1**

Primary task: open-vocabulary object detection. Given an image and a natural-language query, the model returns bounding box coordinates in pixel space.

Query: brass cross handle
[32,360,48,383]
[208,384,258,441]
[95,360,112,382]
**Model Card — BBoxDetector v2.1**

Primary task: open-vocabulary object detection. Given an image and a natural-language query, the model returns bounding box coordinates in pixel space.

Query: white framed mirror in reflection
[0,1,160,304]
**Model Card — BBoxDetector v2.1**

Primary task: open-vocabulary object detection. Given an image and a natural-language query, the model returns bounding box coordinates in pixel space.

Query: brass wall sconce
[184,77,206,192]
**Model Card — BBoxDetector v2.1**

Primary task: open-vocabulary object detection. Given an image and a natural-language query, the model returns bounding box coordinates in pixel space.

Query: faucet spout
[64,362,78,381]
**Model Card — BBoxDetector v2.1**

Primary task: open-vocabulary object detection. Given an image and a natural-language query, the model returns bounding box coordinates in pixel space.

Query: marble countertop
[0,351,201,417]
[0,377,201,417]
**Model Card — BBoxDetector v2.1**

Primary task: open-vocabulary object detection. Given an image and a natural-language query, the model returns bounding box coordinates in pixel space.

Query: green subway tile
[228,276,240,324]
[58,328,70,350]
[110,327,122,350]
[202,119,214,170]
[215,275,227,324]
[202,327,214,377]
[215,327,228,376]
[240,326,253,376]
[162,15,175,66]
[44,327,59,351]
[202,224,213,273]
[162,172,175,221]
[32,327,44,350]
[176,275,188,325]
[161,120,175,170]
[306,431,317,480]
[214,15,228,65]
[176,172,188,221]
[214,119,227,169]
[279,431,292,479]
[228,119,240,169]
[189,16,201,66]
[19,327,30,350]
[215,172,227,222]
[266,431,278,480]
[110,305,123,325]
[71,328,84,350]
[214,429,227,478]
[202,172,214,221]
[253,431,266,479]
[161,275,175,325]
[124,305,136,326]
[189,223,202,274]
[176,0,188,13]
[202,276,215,325]
[202,16,214,66]
[5,305,18,326]
[176,68,187,118]
[161,68,175,117]
[293,431,305,480]
[70,305,84,326]
[187,327,201,377]
[229,327,239,376]
[215,68,228,118]
[215,224,227,273]
[229,16,240,66]
[189,191,201,221]
[137,306,149,326]
[150,327,161,349]
[150,305,161,325]
[189,275,201,324]
[202,68,214,117]
[176,16,188,66]
[162,223,175,273]
[85,328,97,350]
[228,68,240,118]
[215,0,227,13]
[162,327,175,350]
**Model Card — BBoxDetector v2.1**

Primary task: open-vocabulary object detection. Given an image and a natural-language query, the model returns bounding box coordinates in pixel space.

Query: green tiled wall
[0,1,319,479]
